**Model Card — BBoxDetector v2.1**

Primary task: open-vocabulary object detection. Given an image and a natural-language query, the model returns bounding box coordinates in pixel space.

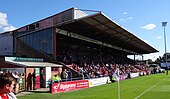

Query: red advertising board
[51,80,89,93]
[35,75,40,88]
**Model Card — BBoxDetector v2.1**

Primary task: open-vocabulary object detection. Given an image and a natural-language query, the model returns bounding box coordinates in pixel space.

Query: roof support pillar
[121,49,124,65]
[53,28,57,60]
[134,54,136,65]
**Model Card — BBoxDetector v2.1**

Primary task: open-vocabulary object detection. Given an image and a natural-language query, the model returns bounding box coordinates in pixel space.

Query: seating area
[56,48,151,81]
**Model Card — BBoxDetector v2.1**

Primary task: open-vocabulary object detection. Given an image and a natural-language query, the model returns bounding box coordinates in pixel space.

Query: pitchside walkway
[16,88,50,96]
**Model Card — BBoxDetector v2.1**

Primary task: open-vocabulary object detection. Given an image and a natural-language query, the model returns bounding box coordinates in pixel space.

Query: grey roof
[57,12,158,54]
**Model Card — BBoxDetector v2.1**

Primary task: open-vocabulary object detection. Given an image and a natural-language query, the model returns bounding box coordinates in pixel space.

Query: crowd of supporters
[57,48,152,81]
[63,62,150,80]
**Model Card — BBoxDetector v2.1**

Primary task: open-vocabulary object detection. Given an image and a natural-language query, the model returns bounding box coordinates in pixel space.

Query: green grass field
[18,73,170,99]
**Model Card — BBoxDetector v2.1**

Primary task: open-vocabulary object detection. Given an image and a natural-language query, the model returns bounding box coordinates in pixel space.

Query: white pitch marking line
[134,77,167,99]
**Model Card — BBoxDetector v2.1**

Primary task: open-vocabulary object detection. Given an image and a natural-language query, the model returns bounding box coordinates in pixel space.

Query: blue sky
[0,0,170,61]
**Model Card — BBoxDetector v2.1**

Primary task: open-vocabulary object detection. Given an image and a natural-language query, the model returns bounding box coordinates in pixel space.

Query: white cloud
[0,12,8,28]
[0,12,16,32]
[3,25,16,32]
[127,17,133,20]
[122,12,127,15]
[155,36,162,39]
[120,11,133,23]
[120,18,125,22]
[120,17,133,22]
[141,23,156,30]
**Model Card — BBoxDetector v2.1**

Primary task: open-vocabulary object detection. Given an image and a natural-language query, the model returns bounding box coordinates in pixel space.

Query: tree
[147,59,154,64]
[155,56,162,64]
[161,53,170,62]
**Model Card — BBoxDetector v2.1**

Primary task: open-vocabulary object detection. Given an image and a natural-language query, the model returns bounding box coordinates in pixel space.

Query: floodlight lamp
[162,22,167,27]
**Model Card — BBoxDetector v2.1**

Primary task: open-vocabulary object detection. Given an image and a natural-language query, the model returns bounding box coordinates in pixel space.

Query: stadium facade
[0,8,158,91]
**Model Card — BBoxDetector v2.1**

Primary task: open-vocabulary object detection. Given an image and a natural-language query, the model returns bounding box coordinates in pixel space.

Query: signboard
[130,73,139,78]
[161,63,170,67]
[5,57,43,62]
[51,80,89,93]
[89,77,109,87]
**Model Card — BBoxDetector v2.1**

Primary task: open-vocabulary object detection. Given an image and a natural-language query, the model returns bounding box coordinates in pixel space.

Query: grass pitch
[18,73,170,99]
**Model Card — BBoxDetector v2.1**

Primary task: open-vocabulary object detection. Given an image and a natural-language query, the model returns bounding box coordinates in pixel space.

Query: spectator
[12,72,20,94]
[62,69,68,82]
[67,69,72,81]
[40,69,45,88]
[108,72,115,83]
[52,72,61,83]
[32,70,36,90]
[166,67,169,75]
[0,73,17,99]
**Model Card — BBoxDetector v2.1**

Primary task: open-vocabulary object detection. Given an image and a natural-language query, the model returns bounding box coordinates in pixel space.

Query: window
[28,24,35,31]
[35,23,39,29]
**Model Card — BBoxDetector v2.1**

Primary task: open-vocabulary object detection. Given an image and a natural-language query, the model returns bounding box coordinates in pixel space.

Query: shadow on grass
[35,91,50,93]
[29,90,50,93]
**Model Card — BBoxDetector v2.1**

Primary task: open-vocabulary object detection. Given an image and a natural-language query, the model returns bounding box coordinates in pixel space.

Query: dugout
[0,56,62,92]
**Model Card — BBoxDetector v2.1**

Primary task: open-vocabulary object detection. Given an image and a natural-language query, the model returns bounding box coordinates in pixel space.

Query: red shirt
[0,94,9,99]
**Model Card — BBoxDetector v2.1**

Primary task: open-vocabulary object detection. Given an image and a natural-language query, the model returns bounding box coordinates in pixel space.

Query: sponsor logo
[53,84,60,90]
[59,84,76,90]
